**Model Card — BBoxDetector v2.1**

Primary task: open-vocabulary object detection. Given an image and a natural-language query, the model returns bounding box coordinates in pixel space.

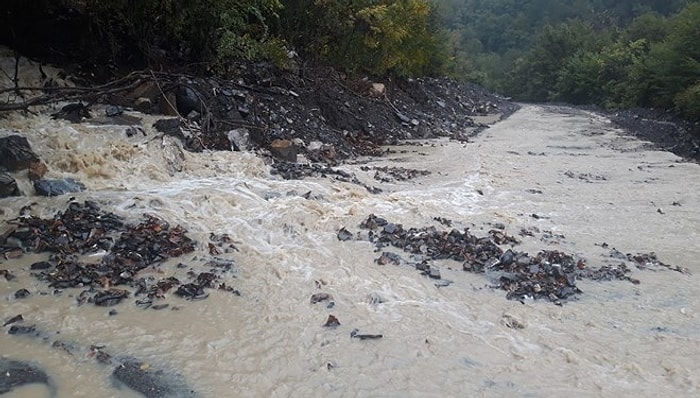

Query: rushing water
[1,105,699,397]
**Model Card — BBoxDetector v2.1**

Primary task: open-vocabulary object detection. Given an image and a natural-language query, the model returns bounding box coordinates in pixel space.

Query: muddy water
[1,105,699,397]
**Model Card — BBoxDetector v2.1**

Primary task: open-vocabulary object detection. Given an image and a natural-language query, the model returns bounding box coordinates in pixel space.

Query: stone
[270,139,297,162]
[0,172,20,197]
[176,86,201,116]
[33,178,85,197]
[368,83,386,98]
[134,97,152,113]
[0,135,39,171]
[159,91,179,116]
[153,118,184,139]
[227,128,250,151]
[0,358,53,395]
[27,161,48,180]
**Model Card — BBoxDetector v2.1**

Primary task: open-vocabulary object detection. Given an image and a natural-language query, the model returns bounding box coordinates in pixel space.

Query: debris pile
[0,201,237,308]
[339,214,667,304]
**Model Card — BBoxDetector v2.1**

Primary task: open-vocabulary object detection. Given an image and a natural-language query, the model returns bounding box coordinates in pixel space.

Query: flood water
[1,104,699,397]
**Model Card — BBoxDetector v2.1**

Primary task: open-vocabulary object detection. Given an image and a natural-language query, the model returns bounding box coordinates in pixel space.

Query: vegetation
[1,0,698,119]
[439,0,700,120]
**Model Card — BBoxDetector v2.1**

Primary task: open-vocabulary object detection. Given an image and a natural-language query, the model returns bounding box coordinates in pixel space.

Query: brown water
[1,104,699,397]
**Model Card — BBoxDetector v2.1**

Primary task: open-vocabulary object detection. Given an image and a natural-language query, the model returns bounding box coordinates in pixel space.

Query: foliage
[278,0,448,76]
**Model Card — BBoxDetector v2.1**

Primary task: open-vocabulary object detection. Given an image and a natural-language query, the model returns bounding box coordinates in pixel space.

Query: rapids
[1,104,699,397]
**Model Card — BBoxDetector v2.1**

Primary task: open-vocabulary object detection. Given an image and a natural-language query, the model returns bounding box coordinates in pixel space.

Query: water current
[1,105,699,397]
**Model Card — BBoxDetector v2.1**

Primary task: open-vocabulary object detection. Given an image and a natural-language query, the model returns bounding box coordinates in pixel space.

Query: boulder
[368,83,386,98]
[33,178,85,197]
[153,118,184,139]
[176,86,201,116]
[270,139,297,162]
[0,172,20,197]
[0,135,39,171]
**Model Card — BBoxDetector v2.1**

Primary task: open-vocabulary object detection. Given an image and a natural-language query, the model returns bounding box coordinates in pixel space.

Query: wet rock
[8,324,37,335]
[376,252,401,265]
[134,97,153,113]
[176,86,201,116]
[0,358,53,395]
[153,118,184,139]
[310,293,332,304]
[0,172,20,197]
[33,178,86,196]
[106,105,124,117]
[93,288,130,306]
[350,328,383,340]
[270,139,297,162]
[324,315,340,328]
[14,288,30,299]
[51,102,91,122]
[367,292,385,305]
[112,359,197,398]
[428,267,441,279]
[501,313,526,329]
[336,228,353,241]
[3,314,23,326]
[30,261,52,270]
[0,135,39,171]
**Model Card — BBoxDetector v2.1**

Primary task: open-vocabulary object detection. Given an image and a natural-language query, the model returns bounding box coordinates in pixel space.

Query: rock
[0,135,39,171]
[0,172,20,197]
[51,103,91,122]
[134,97,153,113]
[428,267,441,279]
[350,328,383,340]
[310,293,332,304]
[270,139,297,162]
[27,161,48,180]
[395,112,410,123]
[0,358,54,395]
[336,228,353,241]
[112,359,197,398]
[323,315,340,328]
[176,86,201,116]
[368,83,386,98]
[227,128,250,151]
[105,105,124,117]
[153,118,184,139]
[33,178,85,196]
[159,91,179,116]
[14,289,30,299]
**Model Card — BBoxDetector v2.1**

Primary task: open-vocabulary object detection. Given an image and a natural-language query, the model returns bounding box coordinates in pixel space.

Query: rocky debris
[375,252,401,265]
[112,358,197,398]
[341,214,658,304]
[33,177,86,196]
[360,166,431,182]
[269,139,297,162]
[3,314,23,326]
[0,201,239,309]
[0,172,20,197]
[350,328,383,340]
[0,135,39,171]
[628,252,690,274]
[0,358,54,395]
[608,108,700,162]
[270,162,381,193]
[564,170,607,182]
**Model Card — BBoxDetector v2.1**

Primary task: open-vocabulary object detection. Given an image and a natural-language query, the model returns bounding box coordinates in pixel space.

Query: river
[1,104,699,397]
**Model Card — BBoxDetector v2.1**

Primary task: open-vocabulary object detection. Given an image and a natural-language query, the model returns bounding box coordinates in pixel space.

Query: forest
[1,0,698,121]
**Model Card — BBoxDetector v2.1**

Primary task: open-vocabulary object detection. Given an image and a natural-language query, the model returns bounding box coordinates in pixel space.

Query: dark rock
[350,328,383,340]
[33,178,85,196]
[176,86,201,116]
[106,105,124,117]
[310,293,332,304]
[0,358,53,395]
[0,172,20,197]
[323,315,340,328]
[14,289,30,299]
[134,97,153,113]
[93,289,130,306]
[0,135,39,171]
[8,324,37,335]
[336,228,353,241]
[153,119,184,139]
[376,252,401,265]
[51,103,91,122]
[112,359,197,398]
[2,314,23,327]
[30,261,52,270]
[428,268,441,279]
